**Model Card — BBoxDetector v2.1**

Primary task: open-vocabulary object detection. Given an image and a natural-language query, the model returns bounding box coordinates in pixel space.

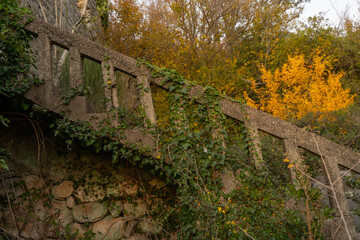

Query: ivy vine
[0,0,40,97]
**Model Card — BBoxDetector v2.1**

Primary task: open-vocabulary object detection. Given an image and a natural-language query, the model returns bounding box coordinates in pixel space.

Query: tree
[244,53,355,120]
[105,0,307,98]
[106,0,144,57]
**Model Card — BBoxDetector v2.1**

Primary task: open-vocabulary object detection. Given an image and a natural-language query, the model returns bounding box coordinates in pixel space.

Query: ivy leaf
[21,101,30,111]
[168,84,176,92]
[0,115,10,127]
[182,143,191,150]
[0,159,9,170]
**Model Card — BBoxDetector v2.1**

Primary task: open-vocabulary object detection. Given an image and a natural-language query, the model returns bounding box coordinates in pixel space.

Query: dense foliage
[0,0,37,96]
[95,0,109,28]
[135,63,330,239]
[105,0,307,97]
[244,53,355,120]
[105,0,360,150]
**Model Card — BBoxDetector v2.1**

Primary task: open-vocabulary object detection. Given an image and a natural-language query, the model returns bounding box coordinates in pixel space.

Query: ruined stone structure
[2,18,360,239]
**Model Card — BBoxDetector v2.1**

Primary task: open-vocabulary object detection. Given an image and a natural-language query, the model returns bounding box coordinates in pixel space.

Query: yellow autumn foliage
[244,54,355,120]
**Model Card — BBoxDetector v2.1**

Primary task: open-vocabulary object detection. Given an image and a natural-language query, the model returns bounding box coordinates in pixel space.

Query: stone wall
[21,0,100,40]
[0,118,174,239]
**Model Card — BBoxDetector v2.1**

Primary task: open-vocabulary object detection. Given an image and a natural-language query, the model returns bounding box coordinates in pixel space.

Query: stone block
[52,200,66,211]
[138,218,162,235]
[353,215,360,231]
[91,216,126,240]
[348,199,359,211]
[58,205,73,227]
[0,177,25,199]
[34,199,52,221]
[123,200,147,217]
[24,175,45,190]
[106,184,122,198]
[109,201,124,218]
[72,223,88,236]
[74,184,105,202]
[123,183,139,196]
[52,181,74,200]
[124,220,137,237]
[73,202,107,223]
[66,196,76,208]
[353,190,360,203]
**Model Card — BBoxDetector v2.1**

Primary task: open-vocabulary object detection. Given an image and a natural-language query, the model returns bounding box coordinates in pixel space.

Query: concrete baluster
[101,60,115,112]
[244,120,264,169]
[101,59,121,126]
[38,33,52,87]
[68,46,87,116]
[283,139,303,186]
[69,47,83,87]
[321,155,356,239]
[112,85,120,109]
[106,61,119,109]
[25,33,53,108]
[137,67,156,126]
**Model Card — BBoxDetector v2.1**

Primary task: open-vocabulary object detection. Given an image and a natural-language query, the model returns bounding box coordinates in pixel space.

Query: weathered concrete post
[68,46,87,116]
[101,59,114,112]
[69,47,83,87]
[101,59,122,126]
[244,119,264,169]
[102,61,119,108]
[321,154,357,239]
[25,33,53,108]
[284,139,303,185]
[137,66,156,126]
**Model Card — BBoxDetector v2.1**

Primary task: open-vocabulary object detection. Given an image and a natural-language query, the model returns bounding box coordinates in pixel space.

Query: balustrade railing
[24,19,360,239]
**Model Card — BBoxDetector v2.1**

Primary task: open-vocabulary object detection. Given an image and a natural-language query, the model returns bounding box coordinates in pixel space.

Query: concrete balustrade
[23,19,360,239]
